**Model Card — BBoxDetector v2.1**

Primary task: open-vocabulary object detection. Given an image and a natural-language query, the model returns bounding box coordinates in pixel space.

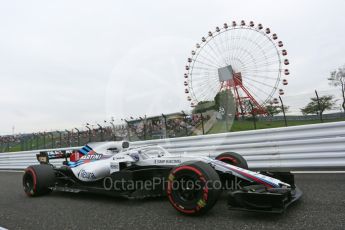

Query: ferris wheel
[184,20,289,116]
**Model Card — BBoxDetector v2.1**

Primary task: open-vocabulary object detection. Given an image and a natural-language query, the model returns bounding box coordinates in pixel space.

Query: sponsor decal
[113,156,125,160]
[47,151,65,158]
[80,154,102,160]
[154,159,181,164]
[78,170,96,180]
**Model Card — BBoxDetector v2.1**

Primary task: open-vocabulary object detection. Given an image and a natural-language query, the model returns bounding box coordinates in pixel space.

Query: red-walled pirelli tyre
[167,161,221,216]
[216,152,248,169]
[23,165,55,197]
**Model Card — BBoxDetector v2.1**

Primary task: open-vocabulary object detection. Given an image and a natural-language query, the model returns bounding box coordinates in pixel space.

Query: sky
[0,0,345,134]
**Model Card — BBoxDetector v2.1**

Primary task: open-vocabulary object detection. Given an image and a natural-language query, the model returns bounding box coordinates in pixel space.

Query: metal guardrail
[1,121,345,171]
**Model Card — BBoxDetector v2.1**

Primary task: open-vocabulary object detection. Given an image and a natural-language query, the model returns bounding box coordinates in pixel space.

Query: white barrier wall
[1,121,345,171]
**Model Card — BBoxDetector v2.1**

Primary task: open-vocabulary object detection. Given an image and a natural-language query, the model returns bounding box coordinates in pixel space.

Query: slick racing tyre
[23,164,55,197]
[167,161,221,216]
[216,152,248,169]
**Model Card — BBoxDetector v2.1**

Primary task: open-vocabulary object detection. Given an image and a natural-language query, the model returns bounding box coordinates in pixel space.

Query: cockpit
[125,145,169,160]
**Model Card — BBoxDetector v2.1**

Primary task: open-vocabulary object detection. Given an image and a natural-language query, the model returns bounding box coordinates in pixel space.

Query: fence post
[200,113,205,135]
[97,124,104,141]
[85,125,92,143]
[49,133,54,148]
[181,111,189,136]
[139,117,147,140]
[43,132,46,149]
[162,114,167,138]
[124,120,131,141]
[29,137,33,150]
[75,128,80,146]
[110,122,116,141]
[20,138,24,151]
[315,90,323,123]
[65,130,71,147]
[279,96,288,127]
[57,131,62,148]
[35,134,39,149]
[249,101,257,130]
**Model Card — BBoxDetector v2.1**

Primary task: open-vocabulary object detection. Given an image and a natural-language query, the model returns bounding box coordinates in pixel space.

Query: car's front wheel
[166,161,221,215]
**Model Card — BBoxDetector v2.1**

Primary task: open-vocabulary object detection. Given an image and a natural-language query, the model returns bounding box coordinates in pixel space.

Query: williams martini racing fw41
[23,141,302,215]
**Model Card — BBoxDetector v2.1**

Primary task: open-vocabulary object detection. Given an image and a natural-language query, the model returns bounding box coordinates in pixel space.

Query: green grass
[207,117,345,134]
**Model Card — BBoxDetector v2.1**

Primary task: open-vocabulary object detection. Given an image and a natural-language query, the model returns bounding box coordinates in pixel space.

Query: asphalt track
[0,172,345,230]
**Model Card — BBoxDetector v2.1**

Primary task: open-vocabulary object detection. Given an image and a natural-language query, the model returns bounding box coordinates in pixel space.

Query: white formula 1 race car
[23,141,302,215]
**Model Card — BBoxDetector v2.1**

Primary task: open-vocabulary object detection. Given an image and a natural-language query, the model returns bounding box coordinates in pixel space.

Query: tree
[328,65,345,113]
[265,104,289,117]
[301,95,336,116]
[192,101,215,114]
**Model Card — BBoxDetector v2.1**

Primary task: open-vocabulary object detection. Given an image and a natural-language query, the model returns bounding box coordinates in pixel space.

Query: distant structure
[184,20,290,117]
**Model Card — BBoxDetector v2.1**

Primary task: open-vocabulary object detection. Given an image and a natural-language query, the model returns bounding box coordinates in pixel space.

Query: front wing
[227,172,302,213]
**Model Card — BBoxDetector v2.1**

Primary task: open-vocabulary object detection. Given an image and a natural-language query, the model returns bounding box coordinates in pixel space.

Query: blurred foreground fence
[1,121,345,171]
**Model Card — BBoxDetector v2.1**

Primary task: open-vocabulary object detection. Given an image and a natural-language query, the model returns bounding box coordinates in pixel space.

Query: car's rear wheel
[23,164,55,197]
[167,161,221,215]
[216,152,248,169]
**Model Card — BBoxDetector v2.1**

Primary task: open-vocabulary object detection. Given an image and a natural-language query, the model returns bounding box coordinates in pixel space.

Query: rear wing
[36,150,76,164]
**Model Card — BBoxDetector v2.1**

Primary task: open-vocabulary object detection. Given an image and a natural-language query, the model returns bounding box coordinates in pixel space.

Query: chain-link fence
[0,112,213,152]
[1,89,344,153]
